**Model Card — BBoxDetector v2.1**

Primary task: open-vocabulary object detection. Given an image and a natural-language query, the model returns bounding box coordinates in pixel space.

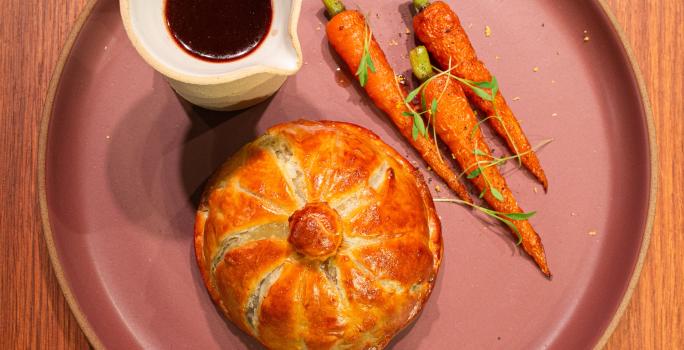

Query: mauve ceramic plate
[39,0,655,349]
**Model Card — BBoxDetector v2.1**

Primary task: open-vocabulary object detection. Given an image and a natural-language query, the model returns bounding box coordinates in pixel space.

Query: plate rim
[37,0,657,349]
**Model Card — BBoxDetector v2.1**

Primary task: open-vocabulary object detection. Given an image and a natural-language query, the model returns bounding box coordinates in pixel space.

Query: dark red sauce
[165,0,273,62]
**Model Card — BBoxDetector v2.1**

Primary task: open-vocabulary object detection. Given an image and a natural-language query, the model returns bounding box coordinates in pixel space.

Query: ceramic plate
[40,0,655,348]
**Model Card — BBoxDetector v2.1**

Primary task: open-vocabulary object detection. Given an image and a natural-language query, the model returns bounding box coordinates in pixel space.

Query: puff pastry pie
[194,120,442,349]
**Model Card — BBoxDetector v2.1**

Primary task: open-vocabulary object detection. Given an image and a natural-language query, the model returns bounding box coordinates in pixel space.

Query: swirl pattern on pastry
[194,120,442,349]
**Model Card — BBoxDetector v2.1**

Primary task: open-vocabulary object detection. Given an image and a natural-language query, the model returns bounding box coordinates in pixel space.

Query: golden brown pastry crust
[194,120,442,349]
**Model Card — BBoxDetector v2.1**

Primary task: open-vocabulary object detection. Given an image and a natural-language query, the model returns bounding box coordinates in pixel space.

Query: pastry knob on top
[288,202,343,260]
[194,120,442,350]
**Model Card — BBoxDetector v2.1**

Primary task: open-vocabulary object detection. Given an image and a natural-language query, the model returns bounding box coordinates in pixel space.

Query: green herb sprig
[463,139,554,179]
[398,59,455,143]
[459,139,552,201]
[432,68,524,166]
[403,61,495,140]
[434,198,537,245]
[355,21,376,87]
[404,62,507,200]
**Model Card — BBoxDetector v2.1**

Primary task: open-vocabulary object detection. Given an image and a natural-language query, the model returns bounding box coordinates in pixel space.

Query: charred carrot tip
[413,1,550,192]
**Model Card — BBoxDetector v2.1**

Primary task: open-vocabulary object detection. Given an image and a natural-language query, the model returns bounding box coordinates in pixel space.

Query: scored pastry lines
[209,221,289,287]
[211,131,430,344]
[259,134,308,207]
[294,271,310,349]
[338,232,411,253]
[310,131,340,202]
[368,161,390,191]
[344,252,407,295]
[330,161,390,218]
[330,185,371,219]
[234,182,291,216]
[245,263,284,335]
[321,257,351,327]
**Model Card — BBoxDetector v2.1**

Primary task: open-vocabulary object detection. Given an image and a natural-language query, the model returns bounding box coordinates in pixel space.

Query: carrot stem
[413,0,431,13]
[410,46,435,81]
[322,0,345,18]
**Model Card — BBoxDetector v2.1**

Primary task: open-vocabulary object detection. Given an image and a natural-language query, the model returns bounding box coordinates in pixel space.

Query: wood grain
[0,0,680,349]
[602,0,684,348]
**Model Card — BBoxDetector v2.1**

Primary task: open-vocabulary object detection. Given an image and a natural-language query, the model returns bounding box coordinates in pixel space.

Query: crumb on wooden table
[533,66,540,72]
[588,229,598,236]
[512,96,521,101]
[484,25,492,37]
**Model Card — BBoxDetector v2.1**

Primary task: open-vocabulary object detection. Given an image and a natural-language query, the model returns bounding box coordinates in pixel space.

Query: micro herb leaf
[433,198,527,246]
[471,85,494,101]
[366,54,376,73]
[499,218,523,245]
[401,111,414,118]
[356,58,368,87]
[479,188,487,199]
[470,123,480,138]
[430,98,438,117]
[420,90,427,111]
[473,80,494,89]
[473,148,488,156]
[491,76,499,97]
[412,123,419,140]
[503,211,537,220]
[413,112,426,138]
[405,87,421,103]
[491,187,504,201]
[467,168,482,179]
[355,22,374,87]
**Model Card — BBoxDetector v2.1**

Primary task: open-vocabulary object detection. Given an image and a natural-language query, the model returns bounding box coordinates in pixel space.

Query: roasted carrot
[413,1,549,190]
[324,3,472,203]
[410,46,550,276]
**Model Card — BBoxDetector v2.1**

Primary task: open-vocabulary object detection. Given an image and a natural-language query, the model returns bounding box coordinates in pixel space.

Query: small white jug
[120,0,303,111]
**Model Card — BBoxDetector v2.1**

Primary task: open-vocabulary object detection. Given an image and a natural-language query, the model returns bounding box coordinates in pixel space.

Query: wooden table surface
[1,0,681,348]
